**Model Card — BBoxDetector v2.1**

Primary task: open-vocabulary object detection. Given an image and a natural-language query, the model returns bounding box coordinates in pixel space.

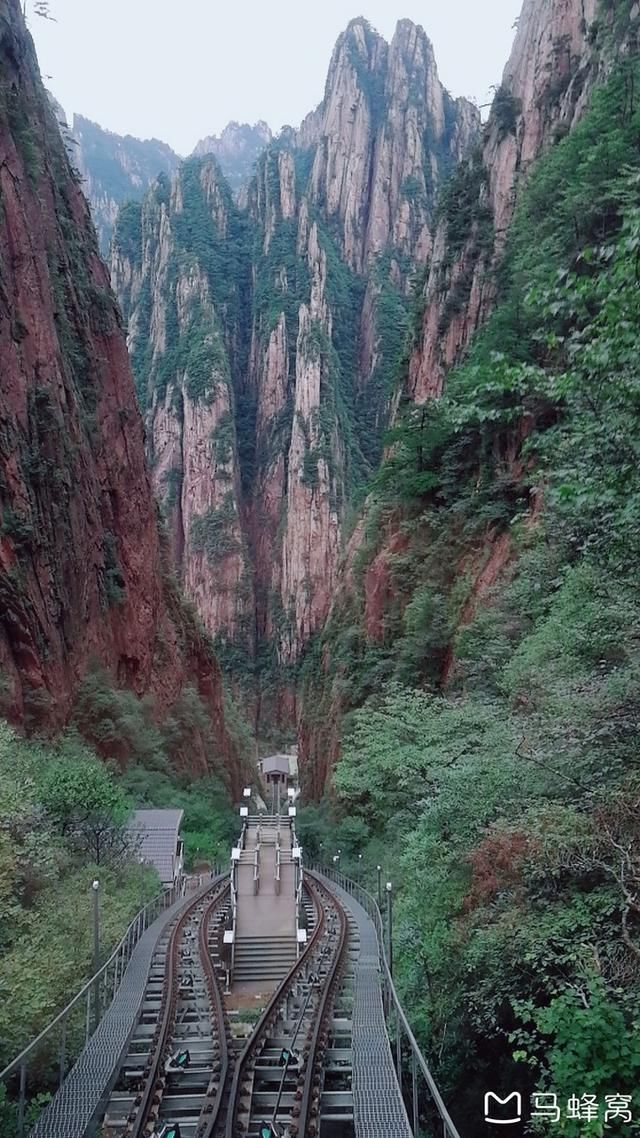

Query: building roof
[261,754,291,776]
[127,808,184,884]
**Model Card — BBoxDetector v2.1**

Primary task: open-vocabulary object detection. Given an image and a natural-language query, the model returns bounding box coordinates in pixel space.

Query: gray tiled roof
[127,808,184,884]
[261,754,291,776]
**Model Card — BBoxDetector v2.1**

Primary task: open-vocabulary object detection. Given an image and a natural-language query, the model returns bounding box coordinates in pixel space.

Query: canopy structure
[259,754,294,784]
[127,808,185,885]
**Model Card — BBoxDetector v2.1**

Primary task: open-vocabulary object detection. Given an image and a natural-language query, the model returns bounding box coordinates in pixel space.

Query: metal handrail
[0,881,179,1084]
[313,864,462,1138]
[275,829,281,896]
[229,868,238,981]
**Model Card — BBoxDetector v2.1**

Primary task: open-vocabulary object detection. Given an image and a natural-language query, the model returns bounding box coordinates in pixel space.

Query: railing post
[16,1060,27,1138]
[84,988,91,1043]
[412,1051,419,1135]
[396,1009,402,1082]
[58,1015,67,1087]
[91,879,100,1033]
[386,881,394,978]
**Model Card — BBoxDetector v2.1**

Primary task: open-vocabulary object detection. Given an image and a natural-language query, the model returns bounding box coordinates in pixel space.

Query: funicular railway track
[5,809,444,1138]
[101,872,349,1138]
[224,874,348,1138]
[103,880,231,1138]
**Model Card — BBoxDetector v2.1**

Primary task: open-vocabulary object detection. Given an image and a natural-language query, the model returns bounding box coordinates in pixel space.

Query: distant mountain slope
[68,114,182,254]
[193,120,272,190]
[52,113,273,255]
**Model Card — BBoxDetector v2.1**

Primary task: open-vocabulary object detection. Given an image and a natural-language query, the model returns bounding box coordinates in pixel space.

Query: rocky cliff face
[193,120,272,190]
[407,0,599,404]
[0,0,244,790]
[111,159,254,654]
[296,0,617,795]
[113,17,479,694]
[303,18,478,274]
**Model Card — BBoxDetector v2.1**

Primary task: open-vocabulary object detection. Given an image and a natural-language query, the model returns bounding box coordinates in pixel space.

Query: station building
[127,808,185,887]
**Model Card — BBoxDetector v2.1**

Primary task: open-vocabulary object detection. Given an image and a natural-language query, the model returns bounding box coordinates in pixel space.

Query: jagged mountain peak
[329,17,439,84]
[341,15,384,41]
[111,12,480,684]
[325,15,388,84]
[388,17,439,80]
[295,16,480,273]
[391,17,436,49]
[193,120,273,190]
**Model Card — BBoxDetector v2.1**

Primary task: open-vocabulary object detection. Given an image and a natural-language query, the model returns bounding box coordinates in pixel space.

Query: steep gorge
[297,0,618,795]
[111,17,479,734]
[2,0,640,1125]
[0,0,246,793]
[295,2,640,1127]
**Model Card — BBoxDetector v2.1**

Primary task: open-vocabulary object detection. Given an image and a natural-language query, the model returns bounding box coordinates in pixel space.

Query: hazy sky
[29,1,523,155]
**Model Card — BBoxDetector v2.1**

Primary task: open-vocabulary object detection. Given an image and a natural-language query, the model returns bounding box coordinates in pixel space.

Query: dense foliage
[0,723,156,1072]
[302,55,640,1135]
[0,657,241,1104]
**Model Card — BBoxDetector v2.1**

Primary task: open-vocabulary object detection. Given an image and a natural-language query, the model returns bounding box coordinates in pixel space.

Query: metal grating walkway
[29,880,218,1138]
[315,873,413,1138]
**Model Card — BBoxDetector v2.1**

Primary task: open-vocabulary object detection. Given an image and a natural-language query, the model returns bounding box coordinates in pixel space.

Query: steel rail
[297,873,349,1136]
[124,881,227,1138]
[195,884,231,1138]
[223,877,328,1138]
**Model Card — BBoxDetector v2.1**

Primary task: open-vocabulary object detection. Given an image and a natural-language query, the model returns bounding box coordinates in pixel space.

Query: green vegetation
[0,722,157,1070]
[72,664,240,786]
[1,85,40,183]
[111,200,143,264]
[100,531,126,608]
[211,412,235,467]
[0,650,244,1100]
[300,57,640,1135]
[437,146,494,264]
[190,494,240,564]
[491,85,522,140]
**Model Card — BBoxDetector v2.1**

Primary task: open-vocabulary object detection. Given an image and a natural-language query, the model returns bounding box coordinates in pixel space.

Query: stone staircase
[233,935,298,983]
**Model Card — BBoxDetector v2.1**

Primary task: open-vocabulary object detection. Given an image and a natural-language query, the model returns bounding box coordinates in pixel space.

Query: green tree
[37,738,131,864]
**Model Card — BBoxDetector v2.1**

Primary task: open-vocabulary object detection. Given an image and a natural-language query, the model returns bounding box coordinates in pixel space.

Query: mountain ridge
[110,16,480,743]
